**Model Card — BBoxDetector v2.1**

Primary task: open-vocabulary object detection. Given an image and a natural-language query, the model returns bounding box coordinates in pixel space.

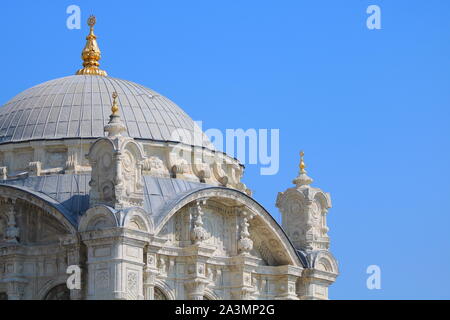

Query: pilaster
[81,228,148,300]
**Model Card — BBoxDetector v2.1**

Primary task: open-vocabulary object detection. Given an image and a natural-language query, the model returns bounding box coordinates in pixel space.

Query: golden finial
[293,150,313,187]
[104,91,126,136]
[299,151,306,174]
[88,15,96,29]
[75,15,108,76]
[111,92,119,116]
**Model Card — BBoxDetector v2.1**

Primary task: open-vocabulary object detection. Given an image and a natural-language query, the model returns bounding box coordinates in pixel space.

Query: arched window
[154,287,168,300]
[44,284,70,300]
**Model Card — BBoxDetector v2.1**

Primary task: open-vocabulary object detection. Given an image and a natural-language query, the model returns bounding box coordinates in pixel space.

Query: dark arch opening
[44,284,70,300]
[154,287,168,300]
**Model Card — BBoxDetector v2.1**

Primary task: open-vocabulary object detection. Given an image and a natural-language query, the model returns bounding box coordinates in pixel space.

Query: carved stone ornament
[86,94,146,209]
[142,156,166,175]
[5,200,19,243]
[238,210,254,255]
[190,200,208,244]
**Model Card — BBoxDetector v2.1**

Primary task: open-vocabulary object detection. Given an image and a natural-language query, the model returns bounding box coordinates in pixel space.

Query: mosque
[0,16,338,300]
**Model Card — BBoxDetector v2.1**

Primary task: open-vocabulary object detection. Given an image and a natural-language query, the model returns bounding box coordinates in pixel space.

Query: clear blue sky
[1,0,449,299]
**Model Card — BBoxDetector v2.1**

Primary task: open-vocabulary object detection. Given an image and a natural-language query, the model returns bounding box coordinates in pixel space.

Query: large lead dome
[0,75,207,146]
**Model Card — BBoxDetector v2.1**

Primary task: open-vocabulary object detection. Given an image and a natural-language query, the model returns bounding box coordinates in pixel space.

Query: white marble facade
[0,19,338,300]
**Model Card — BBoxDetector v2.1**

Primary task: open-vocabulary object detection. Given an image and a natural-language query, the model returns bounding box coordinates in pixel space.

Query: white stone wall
[0,139,251,194]
[0,117,338,300]
[0,185,338,300]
